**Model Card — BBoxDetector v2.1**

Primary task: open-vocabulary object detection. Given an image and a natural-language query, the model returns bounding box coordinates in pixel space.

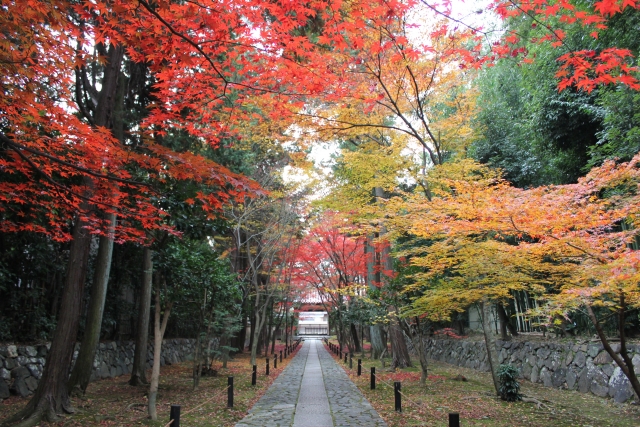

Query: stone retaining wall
[422,337,639,403]
[0,339,196,400]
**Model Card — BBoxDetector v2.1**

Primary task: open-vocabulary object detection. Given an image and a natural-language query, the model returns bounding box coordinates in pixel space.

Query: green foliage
[472,9,640,187]
[471,47,598,187]
[157,237,241,339]
[469,10,637,186]
[0,233,66,341]
[497,364,522,402]
[590,88,640,168]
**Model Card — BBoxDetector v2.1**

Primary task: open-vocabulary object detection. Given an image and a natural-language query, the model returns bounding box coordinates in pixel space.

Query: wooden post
[227,377,234,408]
[169,405,180,427]
[370,367,375,390]
[449,413,460,427]
[252,365,257,386]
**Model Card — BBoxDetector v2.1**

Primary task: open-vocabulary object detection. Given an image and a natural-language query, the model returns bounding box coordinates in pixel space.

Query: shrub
[497,364,522,402]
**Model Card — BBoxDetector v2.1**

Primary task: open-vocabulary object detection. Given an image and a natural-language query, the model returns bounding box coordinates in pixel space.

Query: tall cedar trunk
[271,306,284,354]
[68,213,117,395]
[192,290,208,389]
[257,319,264,356]
[264,301,273,355]
[230,229,247,355]
[251,303,267,366]
[389,321,412,369]
[1,215,92,427]
[250,290,267,366]
[68,64,126,395]
[505,305,518,336]
[350,323,361,352]
[221,335,229,368]
[148,275,172,420]
[497,303,509,341]
[271,327,278,354]
[496,304,518,339]
[248,308,256,357]
[247,237,264,366]
[129,247,153,386]
[366,234,384,359]
[377,199,412,369]
[385,304,412,369]
[369,326,384,359]
[233,312,247,353]
[1,44,123,427]
[284,299,289,347]
[481,300,500,395]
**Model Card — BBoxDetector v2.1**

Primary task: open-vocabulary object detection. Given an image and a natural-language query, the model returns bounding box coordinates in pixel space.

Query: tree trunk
[148,276,172,420]
[496,304,518,339]
[68,57,127,394]
[366,234,385,359]
[257,314,265,356]
[1,216,92,427]
[129,247,153,386]
[221,335,229,369]
[587,301,640,401]
[417,339,429,386]
[264,300,273,355]
[399,316,428,385]
[481,300,500,395]
[251,308,267,365]
[350,323,361,353]
[335,308,345,351]
[68,213,117,396]
[497,303,509,341]
[248,306,256,357]
[378,207,412,369]
[192,291,209,390]
[412,331,429,385]
[233,311,247,354]
[1,43,123,427]
[192,331,202,389]
[284,299,289,347]
[389,321,412,369]
[271,305,284,355]
[250,291,267,366]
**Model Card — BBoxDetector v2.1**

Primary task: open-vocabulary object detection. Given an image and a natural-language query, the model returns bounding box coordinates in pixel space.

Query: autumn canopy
[2,0,640,424]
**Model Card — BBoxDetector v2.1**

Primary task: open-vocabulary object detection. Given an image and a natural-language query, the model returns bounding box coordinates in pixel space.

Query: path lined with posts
[235,339,387,427]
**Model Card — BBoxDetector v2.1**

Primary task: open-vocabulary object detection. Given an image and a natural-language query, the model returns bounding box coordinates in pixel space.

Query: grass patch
[1,344,300,427]
[325,340,640,427]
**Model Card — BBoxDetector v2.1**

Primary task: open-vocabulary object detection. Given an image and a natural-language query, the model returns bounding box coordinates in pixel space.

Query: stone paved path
[235,339,387,427]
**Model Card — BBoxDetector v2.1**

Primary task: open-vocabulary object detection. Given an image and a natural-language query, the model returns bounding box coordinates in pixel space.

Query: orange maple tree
[389,156,640,400]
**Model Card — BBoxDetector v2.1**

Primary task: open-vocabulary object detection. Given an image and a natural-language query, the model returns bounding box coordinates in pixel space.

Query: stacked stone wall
[0,339,195,400]
[422,337,639,403]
